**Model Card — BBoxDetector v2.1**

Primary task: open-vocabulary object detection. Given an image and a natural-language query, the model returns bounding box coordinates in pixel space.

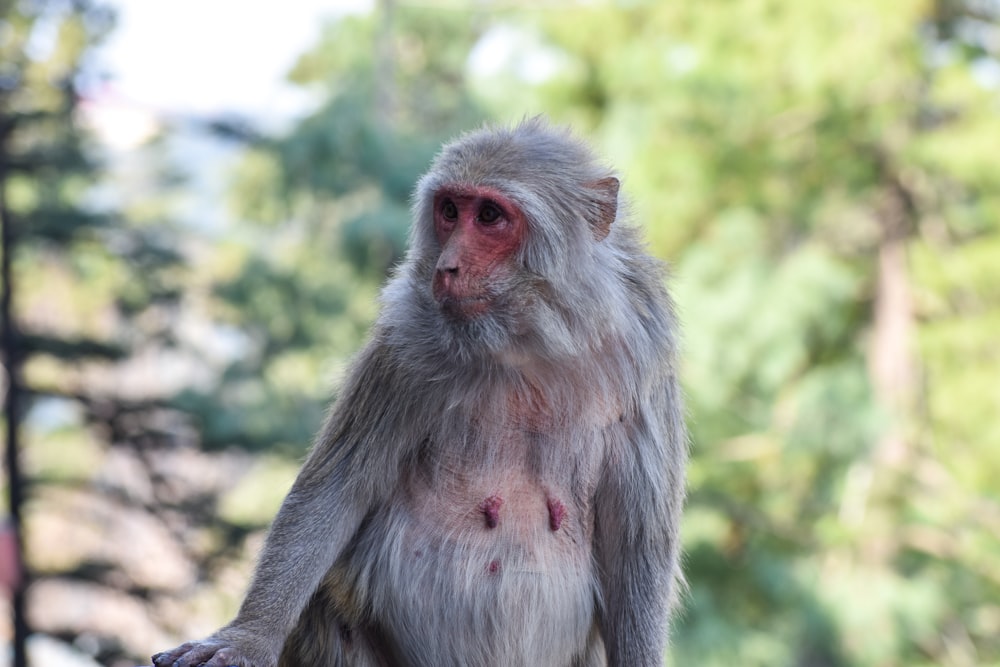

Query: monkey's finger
[155,642,222,667]
[151,643,198,665]
[151,646,188,666]
[201,646,253,667]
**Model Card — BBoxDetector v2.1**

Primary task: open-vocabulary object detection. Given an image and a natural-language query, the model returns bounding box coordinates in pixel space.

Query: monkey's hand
[151,627,279,667]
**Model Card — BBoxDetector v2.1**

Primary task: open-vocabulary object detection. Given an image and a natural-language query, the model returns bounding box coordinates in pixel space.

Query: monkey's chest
[399,467,590,564]
[345,462,598,664]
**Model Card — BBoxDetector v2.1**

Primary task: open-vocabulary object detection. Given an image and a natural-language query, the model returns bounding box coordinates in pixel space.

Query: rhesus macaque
[152,118,686,667]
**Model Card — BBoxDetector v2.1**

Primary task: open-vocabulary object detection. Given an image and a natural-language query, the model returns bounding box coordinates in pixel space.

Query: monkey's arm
[152,341,404,667]
[593,382,687,666]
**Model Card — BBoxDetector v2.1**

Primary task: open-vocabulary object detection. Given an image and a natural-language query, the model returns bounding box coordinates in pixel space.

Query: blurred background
[1,0,999,665]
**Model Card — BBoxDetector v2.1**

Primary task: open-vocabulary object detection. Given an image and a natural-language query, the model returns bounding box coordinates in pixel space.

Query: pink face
[431,184,526,318]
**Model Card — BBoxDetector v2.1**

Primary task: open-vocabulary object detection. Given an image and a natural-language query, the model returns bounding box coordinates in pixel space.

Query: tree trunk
[0,139,28,667]
[856,172,919,563]
[869,225,915,468]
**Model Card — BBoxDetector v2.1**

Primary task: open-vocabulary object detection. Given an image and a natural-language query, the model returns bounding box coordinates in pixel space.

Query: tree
[0,3,260,664]
[2,2,122,664]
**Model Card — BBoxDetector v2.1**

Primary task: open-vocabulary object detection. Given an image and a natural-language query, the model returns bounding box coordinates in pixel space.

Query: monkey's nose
[434,262,459,290]
[432,265,459,301]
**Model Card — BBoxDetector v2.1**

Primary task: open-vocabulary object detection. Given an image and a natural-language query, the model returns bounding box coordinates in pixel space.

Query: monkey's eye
[441,200,458,220]
[478,203,502,225]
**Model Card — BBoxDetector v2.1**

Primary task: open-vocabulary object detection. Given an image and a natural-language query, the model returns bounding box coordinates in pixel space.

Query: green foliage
[1,0,180,392]
[216,455,299,526]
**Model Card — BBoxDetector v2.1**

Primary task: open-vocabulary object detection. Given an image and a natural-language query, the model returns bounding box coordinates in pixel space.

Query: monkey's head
[386,118,640,366]
[428,182,526,320]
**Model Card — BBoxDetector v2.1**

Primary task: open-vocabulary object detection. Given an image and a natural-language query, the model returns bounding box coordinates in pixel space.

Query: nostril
[432,265,458,296]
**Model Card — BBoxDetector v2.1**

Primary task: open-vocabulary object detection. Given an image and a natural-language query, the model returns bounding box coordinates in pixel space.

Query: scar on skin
[547,496,567,532]
[480,495,503,529]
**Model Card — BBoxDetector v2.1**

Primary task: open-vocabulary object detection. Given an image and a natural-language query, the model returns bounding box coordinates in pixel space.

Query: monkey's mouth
[438,295,491,319]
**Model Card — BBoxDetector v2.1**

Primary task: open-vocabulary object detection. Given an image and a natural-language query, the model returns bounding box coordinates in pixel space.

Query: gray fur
[151,118,686,667]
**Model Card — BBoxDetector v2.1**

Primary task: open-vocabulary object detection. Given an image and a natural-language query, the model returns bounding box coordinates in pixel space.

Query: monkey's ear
[587,177,619,242]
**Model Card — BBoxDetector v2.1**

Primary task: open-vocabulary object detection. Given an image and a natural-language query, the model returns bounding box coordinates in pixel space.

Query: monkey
[152,117,686,667]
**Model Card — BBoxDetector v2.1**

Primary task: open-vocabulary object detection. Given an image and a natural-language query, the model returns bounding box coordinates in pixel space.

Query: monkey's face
[431,184,526,320]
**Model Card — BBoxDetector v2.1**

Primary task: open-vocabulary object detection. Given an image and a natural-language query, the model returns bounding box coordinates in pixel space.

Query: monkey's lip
[437,295,491,318]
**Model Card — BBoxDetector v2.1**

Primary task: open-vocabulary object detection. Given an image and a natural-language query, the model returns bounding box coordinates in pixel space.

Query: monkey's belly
[347,477,597,665]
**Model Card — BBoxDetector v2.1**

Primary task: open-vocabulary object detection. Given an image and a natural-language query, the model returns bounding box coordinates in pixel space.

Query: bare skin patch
[547,496,567,532]
[480,494,504,529]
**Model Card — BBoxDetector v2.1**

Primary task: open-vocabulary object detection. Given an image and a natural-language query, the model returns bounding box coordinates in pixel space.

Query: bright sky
[90,0,372,144]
